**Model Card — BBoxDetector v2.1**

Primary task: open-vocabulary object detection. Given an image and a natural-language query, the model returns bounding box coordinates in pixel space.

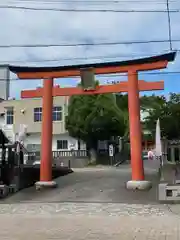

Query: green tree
[115,94,129,137]
[140,94,166,109]
[115,93,168,140]
[140,94,167,140]
[144,93,180,140]
[84,94,125,142]
[66,92,126,151]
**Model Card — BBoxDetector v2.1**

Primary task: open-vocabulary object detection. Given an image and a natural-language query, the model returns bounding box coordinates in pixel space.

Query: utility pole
[166,0,172,51]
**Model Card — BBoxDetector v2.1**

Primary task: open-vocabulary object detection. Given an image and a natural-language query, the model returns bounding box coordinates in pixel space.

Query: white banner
[155,119,162,157]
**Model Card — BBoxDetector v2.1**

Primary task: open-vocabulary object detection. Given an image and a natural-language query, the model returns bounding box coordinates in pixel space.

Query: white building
[0,96,86,152]
[0,97,156,152]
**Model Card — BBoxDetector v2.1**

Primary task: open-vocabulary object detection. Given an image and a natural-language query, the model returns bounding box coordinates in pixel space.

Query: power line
[7,0,178,2]
[0,5,179,12]
[0,50,179,64]
[0,39,180,48]
[0,71,179,82]
[0,55,154,63]
[0,53,173,63]
[6,0,178,4]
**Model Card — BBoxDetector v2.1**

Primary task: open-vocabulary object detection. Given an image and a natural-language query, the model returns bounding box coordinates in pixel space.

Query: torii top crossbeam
[8,51,176,190]
[9,52,176,79]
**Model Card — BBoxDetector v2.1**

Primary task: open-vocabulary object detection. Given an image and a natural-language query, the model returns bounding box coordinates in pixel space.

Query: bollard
[68,160,71,169]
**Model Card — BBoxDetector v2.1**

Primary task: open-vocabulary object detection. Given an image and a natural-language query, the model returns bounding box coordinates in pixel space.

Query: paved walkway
[0,202,179,239]
[3,161,160,204]
[1,161,180,239]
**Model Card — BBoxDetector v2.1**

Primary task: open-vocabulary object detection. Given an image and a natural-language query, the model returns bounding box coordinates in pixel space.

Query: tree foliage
[116,93,180,140]
[144,93,180,140]
[140,94,166,109]
[115,94,129,137]
[66,85,180,144]
[66,92,126,146]
[84,94,125,140]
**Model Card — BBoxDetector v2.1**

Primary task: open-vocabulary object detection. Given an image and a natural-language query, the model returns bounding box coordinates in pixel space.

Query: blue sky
[0,0,180,98]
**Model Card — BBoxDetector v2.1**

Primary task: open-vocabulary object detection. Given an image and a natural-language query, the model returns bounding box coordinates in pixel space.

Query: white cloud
[0,0,179,97]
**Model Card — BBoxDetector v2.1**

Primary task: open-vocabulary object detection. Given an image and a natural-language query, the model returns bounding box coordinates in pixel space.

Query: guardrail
[26,150,88,162]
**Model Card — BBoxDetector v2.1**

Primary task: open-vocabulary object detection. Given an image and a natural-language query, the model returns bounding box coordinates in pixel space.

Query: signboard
[70,144,75,152]
[109,144,114,157]
[80,68,96,90]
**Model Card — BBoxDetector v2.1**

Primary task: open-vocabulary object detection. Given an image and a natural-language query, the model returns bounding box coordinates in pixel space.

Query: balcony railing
[26,150,88,162]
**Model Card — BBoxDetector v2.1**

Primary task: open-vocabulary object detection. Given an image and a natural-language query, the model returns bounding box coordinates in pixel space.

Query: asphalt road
[2,161,160,204]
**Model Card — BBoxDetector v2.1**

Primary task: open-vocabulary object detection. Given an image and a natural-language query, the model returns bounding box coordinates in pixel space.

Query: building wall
[0,66,10,100]
[0,96,88,150]
[0,114,5,127]
[0,95,154,152]
[0,96,68,135]
[24,133,86,151]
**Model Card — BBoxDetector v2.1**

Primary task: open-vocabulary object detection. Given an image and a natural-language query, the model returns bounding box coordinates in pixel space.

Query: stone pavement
[1,161,180,239]
[0,202,170,216]
[0,202,179,239]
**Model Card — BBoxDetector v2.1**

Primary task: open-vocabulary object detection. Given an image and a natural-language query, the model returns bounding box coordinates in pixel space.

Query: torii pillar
[40,78,54,184]
[9,51,176,190]
[128,70,145,187]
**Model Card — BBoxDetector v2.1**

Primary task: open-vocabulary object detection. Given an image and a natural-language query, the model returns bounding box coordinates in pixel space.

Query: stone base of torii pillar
[35,181,57,190]
[126,180,152,190]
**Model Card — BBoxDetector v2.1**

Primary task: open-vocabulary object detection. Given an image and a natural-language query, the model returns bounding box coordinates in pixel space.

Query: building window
[34,107,42,122]
[27,144,41,152]
[34,106,62,122]
[53,106,62,121]
[6,108,14,125]
[175,147,180,162]
[57,140,68,150]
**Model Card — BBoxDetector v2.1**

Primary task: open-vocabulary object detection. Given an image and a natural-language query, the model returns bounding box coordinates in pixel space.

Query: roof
[8,51,176,74]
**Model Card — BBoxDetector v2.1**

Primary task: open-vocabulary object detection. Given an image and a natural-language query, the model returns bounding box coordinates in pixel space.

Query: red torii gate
[9,51,176,190]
